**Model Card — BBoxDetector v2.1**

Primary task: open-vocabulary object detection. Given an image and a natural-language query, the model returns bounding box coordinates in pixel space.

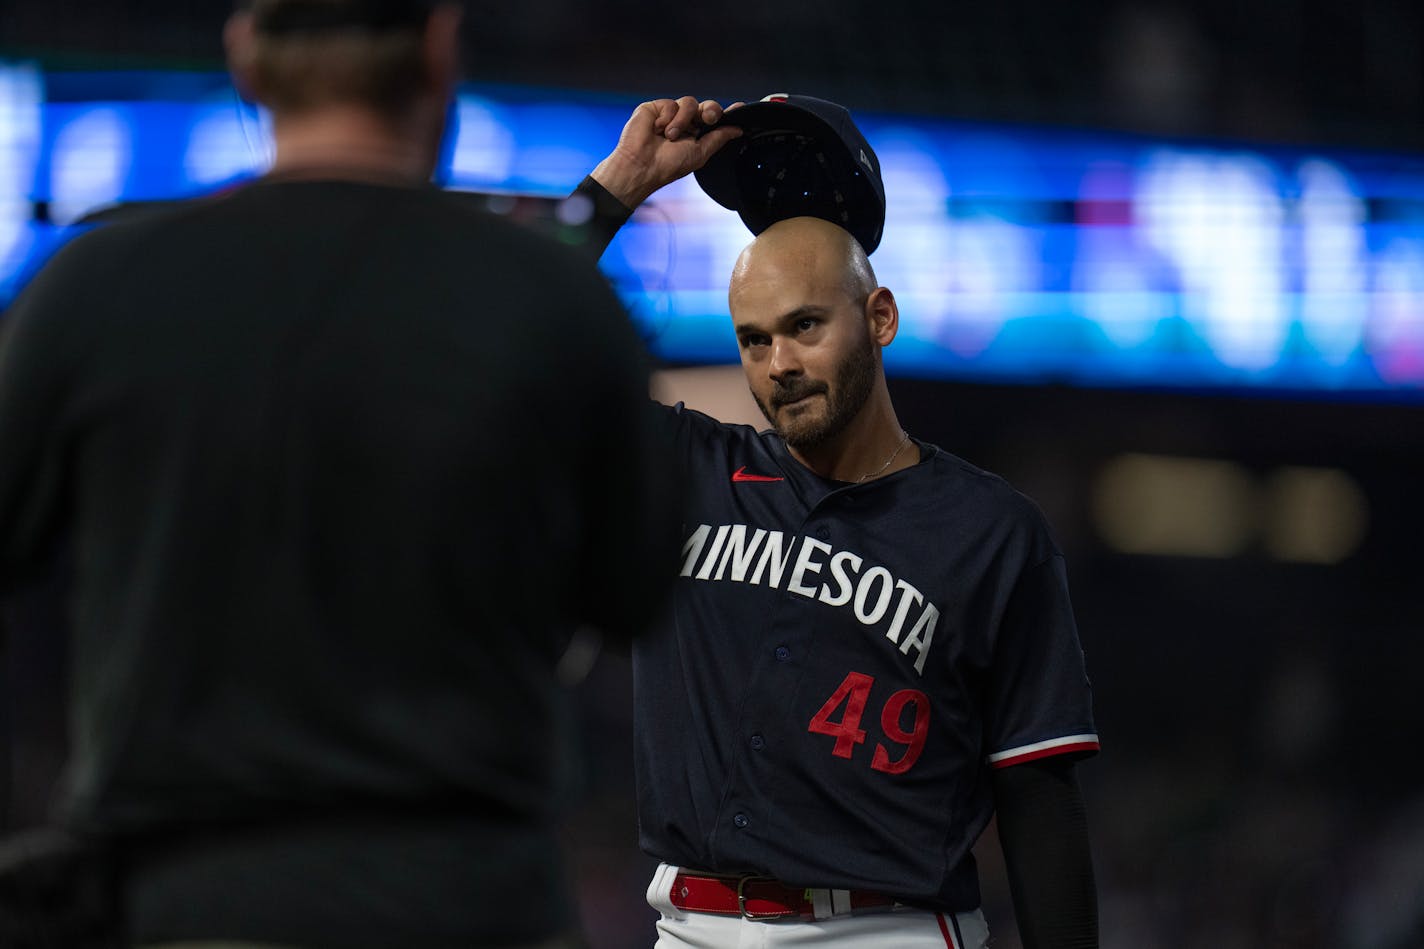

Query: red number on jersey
[807,671,873,758]
[871,689,930,775]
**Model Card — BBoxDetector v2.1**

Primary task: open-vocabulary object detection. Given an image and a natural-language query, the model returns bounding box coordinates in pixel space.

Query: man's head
[225,0,462,127]
[729,216,899,450]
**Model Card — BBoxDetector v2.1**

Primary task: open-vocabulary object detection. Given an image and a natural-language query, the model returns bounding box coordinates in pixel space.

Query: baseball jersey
[633,403,1098,913]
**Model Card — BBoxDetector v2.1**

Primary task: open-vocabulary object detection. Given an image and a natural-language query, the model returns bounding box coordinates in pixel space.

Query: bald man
[575,98,1099,949]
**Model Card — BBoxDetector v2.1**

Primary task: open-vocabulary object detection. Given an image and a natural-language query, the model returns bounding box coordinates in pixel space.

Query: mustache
[770,379,828,407]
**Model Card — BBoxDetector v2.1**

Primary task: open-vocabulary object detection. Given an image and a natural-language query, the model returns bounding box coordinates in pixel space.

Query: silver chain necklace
[856,430,910,483]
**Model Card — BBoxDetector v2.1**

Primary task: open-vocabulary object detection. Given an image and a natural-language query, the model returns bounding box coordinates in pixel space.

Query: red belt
[668,871,898,921]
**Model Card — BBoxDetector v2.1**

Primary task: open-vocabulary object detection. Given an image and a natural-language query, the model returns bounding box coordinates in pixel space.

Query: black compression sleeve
[991,758,1098,949]
[574,175,635,260]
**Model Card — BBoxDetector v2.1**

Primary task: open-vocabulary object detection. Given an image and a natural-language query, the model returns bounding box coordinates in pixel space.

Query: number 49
[807,671,930,775]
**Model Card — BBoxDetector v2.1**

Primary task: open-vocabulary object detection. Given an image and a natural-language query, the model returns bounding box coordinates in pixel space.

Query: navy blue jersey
[633,402,1098,913]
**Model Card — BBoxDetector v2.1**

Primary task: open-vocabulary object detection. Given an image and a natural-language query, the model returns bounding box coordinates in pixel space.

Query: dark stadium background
[2,2,1422,947]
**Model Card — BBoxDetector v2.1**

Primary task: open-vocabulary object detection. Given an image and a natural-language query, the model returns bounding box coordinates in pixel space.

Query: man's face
[730,268,878,450]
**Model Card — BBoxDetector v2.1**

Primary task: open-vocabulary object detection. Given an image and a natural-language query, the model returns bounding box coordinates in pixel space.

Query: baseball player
[574,96,1100,948]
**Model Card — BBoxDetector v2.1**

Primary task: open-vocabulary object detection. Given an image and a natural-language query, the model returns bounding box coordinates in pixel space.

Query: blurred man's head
[225,0,463,168]
[728,216,898,450]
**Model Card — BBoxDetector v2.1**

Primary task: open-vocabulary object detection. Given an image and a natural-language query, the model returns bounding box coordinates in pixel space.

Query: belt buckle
[736,876,785,920]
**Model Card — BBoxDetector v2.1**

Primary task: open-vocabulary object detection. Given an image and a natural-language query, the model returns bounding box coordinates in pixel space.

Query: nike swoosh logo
[732,466,785,483]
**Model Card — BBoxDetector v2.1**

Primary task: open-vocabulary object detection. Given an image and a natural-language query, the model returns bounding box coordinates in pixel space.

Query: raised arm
[592,96,741,207]
[576,96,741,258]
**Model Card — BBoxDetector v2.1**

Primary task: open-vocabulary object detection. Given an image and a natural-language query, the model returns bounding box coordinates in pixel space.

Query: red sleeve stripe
[988,734,1100,769]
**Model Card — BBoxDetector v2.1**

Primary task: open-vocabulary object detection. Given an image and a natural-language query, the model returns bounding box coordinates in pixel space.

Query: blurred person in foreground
[566,97,1099,948]
[0,0,673,946]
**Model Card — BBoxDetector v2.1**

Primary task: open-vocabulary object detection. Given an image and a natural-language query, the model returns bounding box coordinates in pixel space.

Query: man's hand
[590,96,743,210]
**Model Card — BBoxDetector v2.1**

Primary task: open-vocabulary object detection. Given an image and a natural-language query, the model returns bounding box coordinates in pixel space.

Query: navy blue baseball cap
[247,0,438,34]
[694,94,886,254]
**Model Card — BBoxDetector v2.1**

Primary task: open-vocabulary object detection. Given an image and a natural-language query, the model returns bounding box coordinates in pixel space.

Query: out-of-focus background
[2,3,1423,947]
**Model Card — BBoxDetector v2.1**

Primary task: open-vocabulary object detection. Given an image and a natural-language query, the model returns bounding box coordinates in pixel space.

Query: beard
[755,333,878,450]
